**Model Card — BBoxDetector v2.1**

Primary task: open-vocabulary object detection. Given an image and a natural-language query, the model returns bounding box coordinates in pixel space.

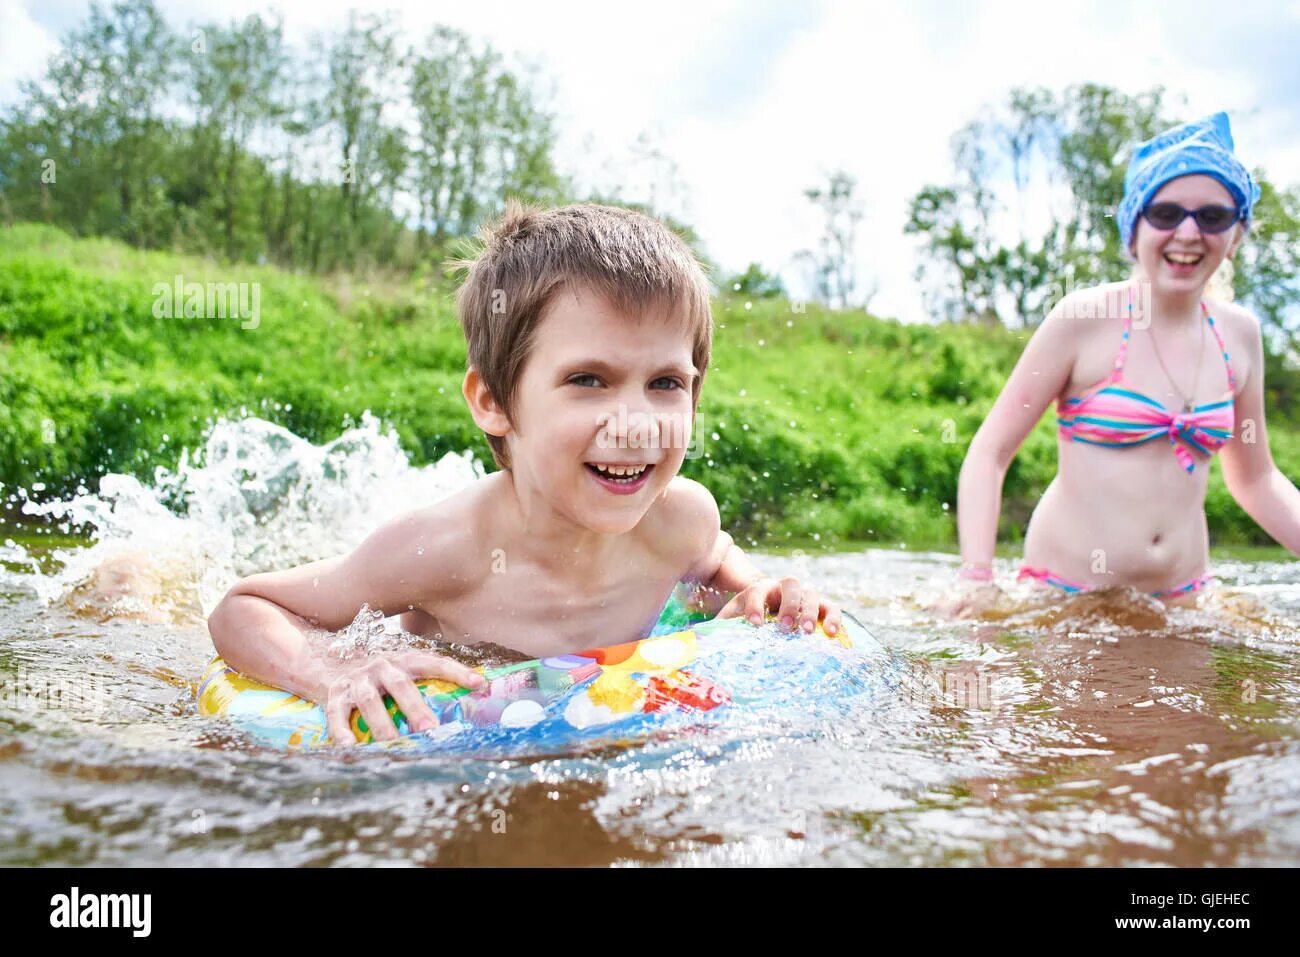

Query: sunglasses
[1141,202,1241,234]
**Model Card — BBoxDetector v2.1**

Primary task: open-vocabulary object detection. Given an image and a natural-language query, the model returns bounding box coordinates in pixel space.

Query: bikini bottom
[1017,565,1213,602]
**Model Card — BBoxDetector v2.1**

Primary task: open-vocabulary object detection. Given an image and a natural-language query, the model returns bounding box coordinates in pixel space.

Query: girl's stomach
[1021,441,1213,591]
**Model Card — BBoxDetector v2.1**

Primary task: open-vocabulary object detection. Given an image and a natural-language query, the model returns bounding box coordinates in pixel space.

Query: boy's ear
[463,367,512,438]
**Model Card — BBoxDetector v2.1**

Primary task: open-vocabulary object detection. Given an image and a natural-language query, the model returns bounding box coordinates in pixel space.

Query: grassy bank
[3,222,1298,547]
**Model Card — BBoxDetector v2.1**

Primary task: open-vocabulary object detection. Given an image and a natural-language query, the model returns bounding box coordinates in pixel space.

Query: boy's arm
[207,508,483,744]
[667,479,842,635]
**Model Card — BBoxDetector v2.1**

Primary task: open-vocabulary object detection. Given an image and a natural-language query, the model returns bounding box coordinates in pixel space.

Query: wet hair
[452,202,713,469]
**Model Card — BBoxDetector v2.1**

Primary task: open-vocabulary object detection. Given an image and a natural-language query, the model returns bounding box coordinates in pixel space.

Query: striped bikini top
[1057,297,1236,474]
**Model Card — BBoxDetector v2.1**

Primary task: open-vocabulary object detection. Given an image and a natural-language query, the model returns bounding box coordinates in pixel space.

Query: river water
[1,417,1297,866]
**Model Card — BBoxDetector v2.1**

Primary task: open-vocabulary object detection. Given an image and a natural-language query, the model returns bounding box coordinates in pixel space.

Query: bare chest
[425,560,685,658]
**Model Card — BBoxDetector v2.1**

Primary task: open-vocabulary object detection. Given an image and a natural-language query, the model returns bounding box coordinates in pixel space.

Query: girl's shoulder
[1202,297,1262,391]
[1203,296,1260,336]
[1044,280,1130,320]
[1038,280,1131,347]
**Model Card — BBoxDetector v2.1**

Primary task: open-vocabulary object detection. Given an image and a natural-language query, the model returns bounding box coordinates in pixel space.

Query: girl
[945,112,1300,617]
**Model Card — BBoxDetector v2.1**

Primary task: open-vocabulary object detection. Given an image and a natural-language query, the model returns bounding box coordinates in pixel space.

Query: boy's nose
[600,400,661,450]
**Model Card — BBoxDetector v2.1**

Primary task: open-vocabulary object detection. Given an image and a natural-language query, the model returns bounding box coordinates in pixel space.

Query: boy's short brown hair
[454,202,713,469]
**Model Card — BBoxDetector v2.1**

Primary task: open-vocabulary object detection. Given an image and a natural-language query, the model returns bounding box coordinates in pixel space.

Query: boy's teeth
[1166,253,1202,264]
[592,463,646,477]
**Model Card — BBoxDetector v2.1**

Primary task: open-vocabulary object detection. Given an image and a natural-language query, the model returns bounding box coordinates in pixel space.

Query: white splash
[5,413,484,623]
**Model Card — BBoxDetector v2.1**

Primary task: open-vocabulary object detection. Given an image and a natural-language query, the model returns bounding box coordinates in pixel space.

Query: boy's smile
[585,462,655,493]
[505,284,699,536]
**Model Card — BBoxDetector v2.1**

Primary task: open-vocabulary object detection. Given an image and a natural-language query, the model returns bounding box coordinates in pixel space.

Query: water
[1,417,1298,866]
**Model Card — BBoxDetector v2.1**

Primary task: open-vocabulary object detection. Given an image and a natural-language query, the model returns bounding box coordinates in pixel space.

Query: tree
[321,11,405,265]
[408,26,562,249]
[1,0,178,245]
[1235,178,1300,355]
[725,262,786,299]
[0,3,568,275]
[1054,84,1169,279]
[907,85,1173,325]
[906,84,1300,339]
[186,13,287,259]
[799,170,875,310]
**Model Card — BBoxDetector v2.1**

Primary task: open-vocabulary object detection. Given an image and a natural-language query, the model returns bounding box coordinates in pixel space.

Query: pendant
[1183,400,1194,412]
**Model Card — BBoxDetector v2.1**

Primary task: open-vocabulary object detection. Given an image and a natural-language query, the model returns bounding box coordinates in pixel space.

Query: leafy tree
[799,170,875,310]
[1235,177,1300,353]
[408,26,563,248]
[320,11,405,265]
[906,84,1298,340]
[1,0,178,244]
[186,13,287,259]
[0,3,569,276]
[725,262,786,299]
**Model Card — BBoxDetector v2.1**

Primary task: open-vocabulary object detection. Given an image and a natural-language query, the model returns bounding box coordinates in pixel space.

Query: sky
[2,0,1298,323]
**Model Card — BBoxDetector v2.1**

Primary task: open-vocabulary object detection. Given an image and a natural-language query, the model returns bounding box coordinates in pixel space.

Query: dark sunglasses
[1141,202,1241,234]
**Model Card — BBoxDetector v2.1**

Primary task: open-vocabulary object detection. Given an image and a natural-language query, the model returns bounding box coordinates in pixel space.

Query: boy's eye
[567,374,601,387]
[651,377,686,391]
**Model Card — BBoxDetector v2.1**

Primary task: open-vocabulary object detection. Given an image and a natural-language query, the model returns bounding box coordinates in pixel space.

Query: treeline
[5,222,1299,545]
[0,0,565,273]
[3,3,1297,341]
[906,85,1300,344]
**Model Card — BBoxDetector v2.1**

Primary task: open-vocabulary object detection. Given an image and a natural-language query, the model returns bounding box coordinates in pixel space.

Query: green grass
[3,221,1299,548]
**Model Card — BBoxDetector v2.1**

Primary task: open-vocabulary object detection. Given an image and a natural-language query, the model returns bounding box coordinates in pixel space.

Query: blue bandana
[1116,111,1260,255]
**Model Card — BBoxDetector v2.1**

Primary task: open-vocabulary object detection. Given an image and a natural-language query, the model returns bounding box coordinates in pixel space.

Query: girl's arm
[956,303,1079,575]
[1219,311,1300,556]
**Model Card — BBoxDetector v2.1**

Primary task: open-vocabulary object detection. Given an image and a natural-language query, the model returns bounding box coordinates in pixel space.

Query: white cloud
[0,1,57,103]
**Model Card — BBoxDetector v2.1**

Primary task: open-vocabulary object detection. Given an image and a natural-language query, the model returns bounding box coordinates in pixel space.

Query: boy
[207,203,841,746]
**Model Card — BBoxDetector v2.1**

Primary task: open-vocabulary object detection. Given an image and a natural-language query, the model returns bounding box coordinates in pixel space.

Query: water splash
[3,414,484,623]
[328,603,390,660]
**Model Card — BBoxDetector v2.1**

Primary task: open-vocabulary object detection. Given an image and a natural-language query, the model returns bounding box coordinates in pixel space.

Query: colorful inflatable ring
[197,587,876,751]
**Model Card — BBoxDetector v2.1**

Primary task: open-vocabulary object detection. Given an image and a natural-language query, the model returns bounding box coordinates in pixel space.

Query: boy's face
[506,285,699,535]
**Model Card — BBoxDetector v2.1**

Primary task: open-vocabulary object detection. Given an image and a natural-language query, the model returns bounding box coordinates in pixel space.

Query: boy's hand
[316,651,485,746]
[716,576,843,638]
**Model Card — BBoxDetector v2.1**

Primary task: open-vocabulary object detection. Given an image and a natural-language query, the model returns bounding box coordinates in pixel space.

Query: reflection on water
[1,417,1297,866]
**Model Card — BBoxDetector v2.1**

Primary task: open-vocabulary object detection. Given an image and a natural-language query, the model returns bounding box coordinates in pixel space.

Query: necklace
[1147,308,1207,413]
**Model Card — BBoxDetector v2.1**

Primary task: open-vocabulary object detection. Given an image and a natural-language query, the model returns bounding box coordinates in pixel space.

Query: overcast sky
[3,0,1298,323]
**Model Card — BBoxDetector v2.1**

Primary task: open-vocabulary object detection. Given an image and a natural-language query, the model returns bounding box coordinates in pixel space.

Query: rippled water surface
[2,417,1298,866]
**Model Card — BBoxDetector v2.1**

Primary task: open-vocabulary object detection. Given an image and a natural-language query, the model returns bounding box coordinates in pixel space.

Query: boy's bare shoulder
[642,476,723,570]
[376,473,506,601]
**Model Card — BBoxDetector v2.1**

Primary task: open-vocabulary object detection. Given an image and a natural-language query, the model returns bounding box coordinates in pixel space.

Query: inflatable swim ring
[197,585,887,752]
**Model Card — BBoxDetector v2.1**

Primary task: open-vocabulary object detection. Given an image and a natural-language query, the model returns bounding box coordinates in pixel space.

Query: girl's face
[1131,174,1244,297]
